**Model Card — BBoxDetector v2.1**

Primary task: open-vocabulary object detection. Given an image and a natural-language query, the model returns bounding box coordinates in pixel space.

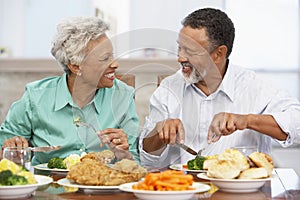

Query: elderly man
[139,8,300,168]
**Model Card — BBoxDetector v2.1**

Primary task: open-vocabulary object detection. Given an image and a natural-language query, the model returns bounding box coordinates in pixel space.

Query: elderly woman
[0,16,139,165]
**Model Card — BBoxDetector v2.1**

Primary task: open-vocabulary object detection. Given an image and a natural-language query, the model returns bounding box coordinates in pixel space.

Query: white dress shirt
[139,62,300,168]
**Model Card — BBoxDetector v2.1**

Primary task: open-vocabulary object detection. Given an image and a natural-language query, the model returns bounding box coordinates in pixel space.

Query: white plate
[0,175,53,199]
[119,182,210,200]
[197,173,272,193]
[57,178,119,193]
[169,164,207,173]
[34,163,69,173]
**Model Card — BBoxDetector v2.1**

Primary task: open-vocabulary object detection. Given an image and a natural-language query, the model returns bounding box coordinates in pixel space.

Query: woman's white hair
[51,16,109,74]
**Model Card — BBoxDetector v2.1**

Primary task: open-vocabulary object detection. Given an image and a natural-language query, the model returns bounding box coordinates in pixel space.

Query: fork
[74,121,110,144]
[74,120,131,160]
[197,134,217,156]
[74,121,97,133]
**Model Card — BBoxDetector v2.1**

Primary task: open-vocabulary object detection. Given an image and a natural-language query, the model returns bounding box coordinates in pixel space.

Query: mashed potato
[63,152,87,169]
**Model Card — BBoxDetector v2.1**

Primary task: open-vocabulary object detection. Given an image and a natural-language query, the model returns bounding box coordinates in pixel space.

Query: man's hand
[156,119,185,145]
[208,112,248,142]
[208,112,287,142]
[143,118,185,155]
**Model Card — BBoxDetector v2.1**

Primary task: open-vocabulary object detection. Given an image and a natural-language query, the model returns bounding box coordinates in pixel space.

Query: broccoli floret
[195,155,206,170]
[0,170,13,185]
[47,157,67,169]
[186,155,206,170]
[0,170,28,185]
[7,175,28,185]
[187,159,195,170]
[187,158,200,170]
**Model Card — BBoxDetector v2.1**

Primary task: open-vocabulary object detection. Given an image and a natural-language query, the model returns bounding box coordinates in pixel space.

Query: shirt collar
[54,73,109,113]
[92,81,116,114]
[218,60,235,102]
[181,60,235,101]
[93,88,105,114]
[54,73,73,111]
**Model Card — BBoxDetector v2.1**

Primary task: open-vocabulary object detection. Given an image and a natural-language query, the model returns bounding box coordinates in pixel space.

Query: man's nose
[177,54,188,63]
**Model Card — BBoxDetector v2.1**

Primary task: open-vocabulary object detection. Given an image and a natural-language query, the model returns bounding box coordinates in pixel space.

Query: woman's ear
[213,45,227,64]
[68,64,82,76]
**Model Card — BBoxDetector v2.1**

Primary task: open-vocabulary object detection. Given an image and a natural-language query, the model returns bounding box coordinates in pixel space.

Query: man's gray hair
[51,16,109,74]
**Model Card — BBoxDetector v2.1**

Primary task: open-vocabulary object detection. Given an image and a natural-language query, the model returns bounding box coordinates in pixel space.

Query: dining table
[29,167,300,200]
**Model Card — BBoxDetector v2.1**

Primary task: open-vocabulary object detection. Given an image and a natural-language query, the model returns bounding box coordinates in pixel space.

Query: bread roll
[207,160,240,179]
[248,152,274,176]
[203,159,218,170]
[238,167,268,179]
[218,149,250,171]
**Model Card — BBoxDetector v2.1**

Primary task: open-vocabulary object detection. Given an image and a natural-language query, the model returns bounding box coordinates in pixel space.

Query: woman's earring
[77,71,82,76]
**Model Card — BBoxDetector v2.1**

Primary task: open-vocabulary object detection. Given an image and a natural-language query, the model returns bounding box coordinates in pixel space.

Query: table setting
[1,146,300,200]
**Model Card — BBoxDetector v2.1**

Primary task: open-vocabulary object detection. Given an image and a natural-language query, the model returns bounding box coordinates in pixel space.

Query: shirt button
[80,149,83,152]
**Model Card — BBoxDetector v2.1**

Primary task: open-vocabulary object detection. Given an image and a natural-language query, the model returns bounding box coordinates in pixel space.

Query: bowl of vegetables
[0,159,53,199]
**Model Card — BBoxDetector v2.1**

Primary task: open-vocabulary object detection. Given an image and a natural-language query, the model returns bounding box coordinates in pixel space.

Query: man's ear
[68,64,81,76]
[213,45,227,64]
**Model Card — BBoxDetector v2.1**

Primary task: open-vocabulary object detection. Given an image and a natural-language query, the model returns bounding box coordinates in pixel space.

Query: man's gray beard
[183,67,203,84]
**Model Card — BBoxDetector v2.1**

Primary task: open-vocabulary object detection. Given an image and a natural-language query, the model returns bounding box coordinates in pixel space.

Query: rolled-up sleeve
[264,89,300,146]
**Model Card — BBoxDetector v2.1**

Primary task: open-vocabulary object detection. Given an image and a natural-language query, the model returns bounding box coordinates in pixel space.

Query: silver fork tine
[74,121,110,144]
[75,121,97,133]
[197,134,217,156]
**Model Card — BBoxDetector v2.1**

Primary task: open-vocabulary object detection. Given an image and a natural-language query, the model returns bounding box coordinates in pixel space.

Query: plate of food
[57,178,119,193]
[169,164,207,173]
[0,175,53,199]
[119,170,210,200]
[119,181,210,200]
[197,172,272,193]
[34,163,69,173]
[196,148,275,193]
[169,155,209,173]
[34,153,85,173]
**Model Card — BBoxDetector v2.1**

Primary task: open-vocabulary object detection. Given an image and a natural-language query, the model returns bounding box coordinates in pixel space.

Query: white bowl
[197,173,271,193]
[0,175,53,199]
[119,182,210,200]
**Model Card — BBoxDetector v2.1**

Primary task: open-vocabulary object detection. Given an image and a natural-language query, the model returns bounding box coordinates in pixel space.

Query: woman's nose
[110,61,119,69]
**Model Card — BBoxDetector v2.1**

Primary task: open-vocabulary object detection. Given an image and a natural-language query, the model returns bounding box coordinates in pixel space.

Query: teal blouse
[0,73,140,165]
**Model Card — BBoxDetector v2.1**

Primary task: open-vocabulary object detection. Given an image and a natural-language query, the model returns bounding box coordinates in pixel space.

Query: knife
[29,145,61,152]
[177,143,197,155]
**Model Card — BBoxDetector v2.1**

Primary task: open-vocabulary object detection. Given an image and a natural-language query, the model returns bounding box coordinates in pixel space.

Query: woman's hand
[0,136,29,159]
[97,128,133,160]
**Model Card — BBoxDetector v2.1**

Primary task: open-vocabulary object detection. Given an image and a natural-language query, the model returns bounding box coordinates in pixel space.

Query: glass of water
[2,147,32,170]
[233,146,258,156]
